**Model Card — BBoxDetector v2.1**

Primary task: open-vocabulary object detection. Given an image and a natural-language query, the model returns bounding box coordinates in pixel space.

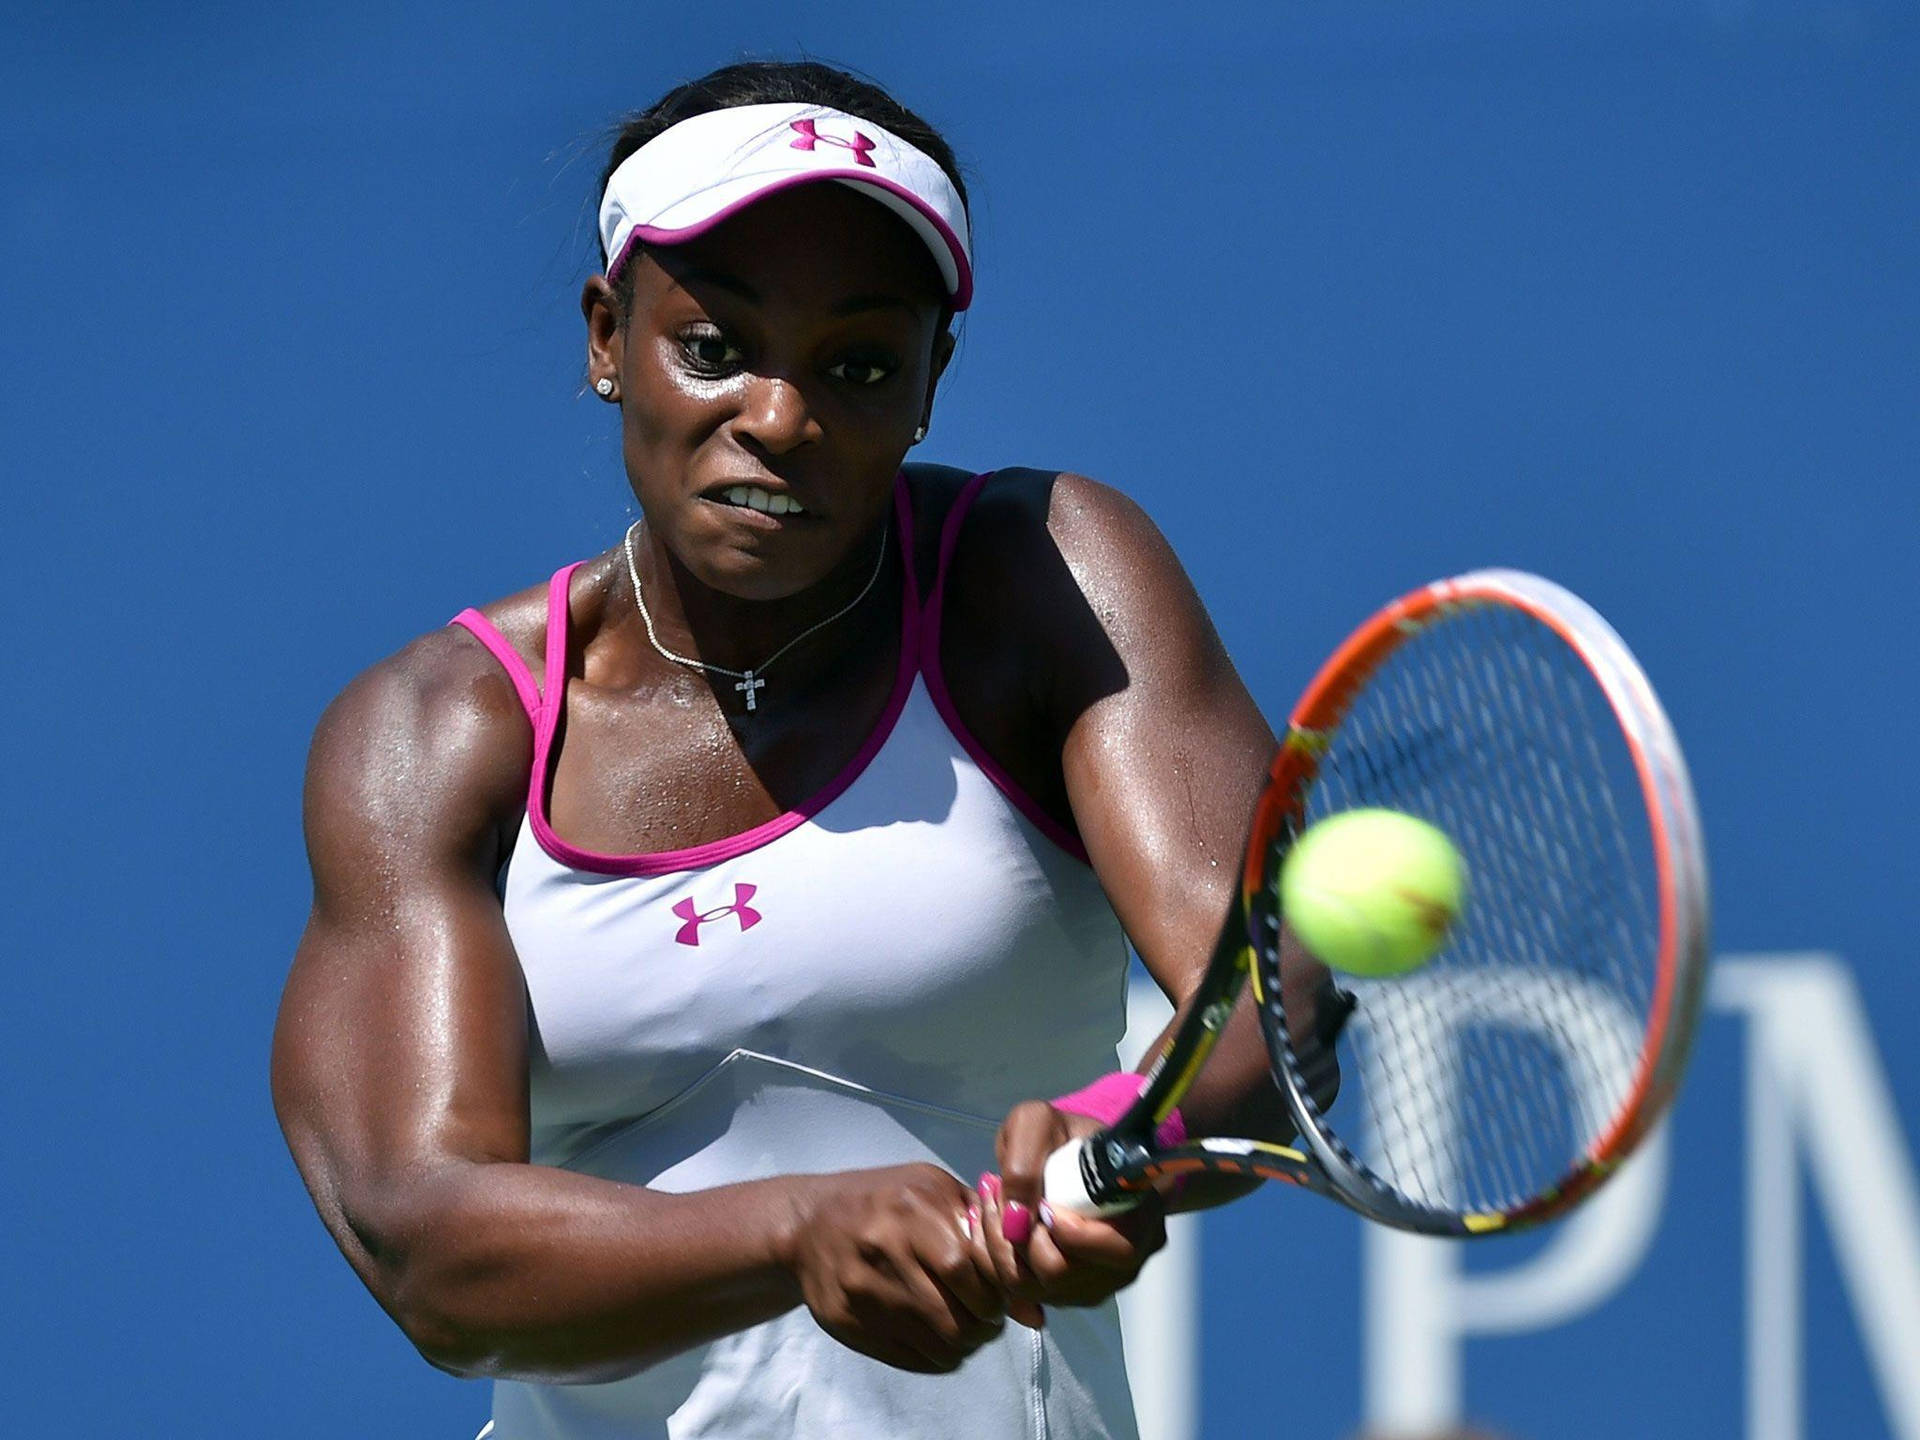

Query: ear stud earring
[595,378,615,397]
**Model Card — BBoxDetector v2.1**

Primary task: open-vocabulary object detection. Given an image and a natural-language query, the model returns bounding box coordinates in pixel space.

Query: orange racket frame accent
[1249,569,1709,1227]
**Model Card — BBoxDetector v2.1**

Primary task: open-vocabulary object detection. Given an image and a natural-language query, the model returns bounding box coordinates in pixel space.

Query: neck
[625,513,898,690]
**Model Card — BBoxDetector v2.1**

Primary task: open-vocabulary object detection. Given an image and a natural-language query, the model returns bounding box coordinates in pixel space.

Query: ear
[582,275,625,400]
[920,326,957,431]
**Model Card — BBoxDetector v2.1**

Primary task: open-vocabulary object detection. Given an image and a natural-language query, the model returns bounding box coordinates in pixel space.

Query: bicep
[272,649,532,1279]
[1047,479,1274,1003]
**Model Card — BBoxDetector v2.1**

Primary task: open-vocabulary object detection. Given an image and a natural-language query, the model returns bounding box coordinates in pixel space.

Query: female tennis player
[273,60,1332,1439]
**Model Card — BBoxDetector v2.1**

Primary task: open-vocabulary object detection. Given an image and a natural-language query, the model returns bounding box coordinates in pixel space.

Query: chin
[694,498,874,596]
[697,531,839,603]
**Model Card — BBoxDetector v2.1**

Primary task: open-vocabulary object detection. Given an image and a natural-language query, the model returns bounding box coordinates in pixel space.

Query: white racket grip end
[1042,1139,1140,1218]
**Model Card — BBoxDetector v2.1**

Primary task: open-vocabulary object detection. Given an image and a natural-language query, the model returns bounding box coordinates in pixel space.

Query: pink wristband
[1050,1071,1187,1149]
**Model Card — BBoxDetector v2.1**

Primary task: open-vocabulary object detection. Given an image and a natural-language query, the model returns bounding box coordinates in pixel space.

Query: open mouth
[710,484,808,517]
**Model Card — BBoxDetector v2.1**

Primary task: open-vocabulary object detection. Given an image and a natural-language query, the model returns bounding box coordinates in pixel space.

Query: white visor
[598,102,973,310]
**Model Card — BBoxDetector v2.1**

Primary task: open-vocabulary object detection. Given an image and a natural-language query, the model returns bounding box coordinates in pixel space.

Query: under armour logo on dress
[788,118,877,168]
[673,883,763,947]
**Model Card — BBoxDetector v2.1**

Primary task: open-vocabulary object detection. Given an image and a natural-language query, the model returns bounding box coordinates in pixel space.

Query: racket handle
[1042,1139,1142,1218]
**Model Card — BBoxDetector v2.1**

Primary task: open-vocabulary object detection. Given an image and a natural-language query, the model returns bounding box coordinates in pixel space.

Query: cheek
[622,351,736,456]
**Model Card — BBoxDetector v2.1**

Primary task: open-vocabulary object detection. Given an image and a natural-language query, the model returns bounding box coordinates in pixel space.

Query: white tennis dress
[451,475,1141,1440]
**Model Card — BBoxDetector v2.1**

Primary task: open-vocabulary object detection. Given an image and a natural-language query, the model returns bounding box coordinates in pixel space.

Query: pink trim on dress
[920,473,1092,864]
[449,609,543,723]
[525,480,924,878]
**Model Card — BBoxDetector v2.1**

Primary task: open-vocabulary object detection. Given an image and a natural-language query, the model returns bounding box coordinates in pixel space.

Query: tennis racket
[1043,569,1708,1235]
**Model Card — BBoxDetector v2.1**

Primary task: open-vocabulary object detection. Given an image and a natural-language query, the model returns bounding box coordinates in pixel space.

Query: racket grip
[1042,1139,1142,1218]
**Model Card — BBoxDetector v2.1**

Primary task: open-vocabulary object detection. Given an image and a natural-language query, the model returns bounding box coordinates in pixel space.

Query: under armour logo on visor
[788,118,877,168]
[673,883,763,947]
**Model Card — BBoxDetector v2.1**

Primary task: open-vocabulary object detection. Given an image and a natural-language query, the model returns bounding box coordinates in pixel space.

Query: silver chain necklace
[623,518,888,712]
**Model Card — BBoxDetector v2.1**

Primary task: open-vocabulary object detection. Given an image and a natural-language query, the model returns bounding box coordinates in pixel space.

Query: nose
[734,371,822,455]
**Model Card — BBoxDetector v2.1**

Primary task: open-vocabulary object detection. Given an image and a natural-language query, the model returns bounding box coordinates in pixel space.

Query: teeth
[720,485,805,516]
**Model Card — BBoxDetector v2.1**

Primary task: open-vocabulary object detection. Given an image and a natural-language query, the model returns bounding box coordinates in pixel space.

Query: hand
[979,1102,1167,1324]
[784,1163,1009,1374]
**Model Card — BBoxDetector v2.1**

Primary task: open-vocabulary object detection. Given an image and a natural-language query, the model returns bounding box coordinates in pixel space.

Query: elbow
[338,1173,511,1379]
[371,1211,659,1386]
[395,1290,663,1384]
[389,1276,506,1379]
[387,1269,642,1384]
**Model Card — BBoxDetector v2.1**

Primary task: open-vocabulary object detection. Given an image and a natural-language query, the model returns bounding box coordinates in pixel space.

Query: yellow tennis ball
[1279,809,1466,977]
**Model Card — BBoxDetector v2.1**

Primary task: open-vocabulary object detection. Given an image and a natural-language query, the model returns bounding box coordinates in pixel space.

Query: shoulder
[922,467,1161,569]
[306,607,548,877]
[924,466,1197,738]
[454,552,623,675]
[931,467,1180,628]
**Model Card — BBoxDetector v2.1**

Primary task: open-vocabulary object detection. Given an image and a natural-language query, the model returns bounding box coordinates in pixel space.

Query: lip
[699,479,820,525]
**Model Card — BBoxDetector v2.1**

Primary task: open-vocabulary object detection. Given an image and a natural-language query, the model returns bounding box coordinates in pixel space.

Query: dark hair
[597,60,969,313]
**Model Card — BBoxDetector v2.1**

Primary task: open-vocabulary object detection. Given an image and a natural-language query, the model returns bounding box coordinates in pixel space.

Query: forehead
[631,182,948,318]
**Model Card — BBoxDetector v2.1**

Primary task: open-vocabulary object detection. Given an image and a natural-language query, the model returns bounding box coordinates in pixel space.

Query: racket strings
[1301,601,1658,1216]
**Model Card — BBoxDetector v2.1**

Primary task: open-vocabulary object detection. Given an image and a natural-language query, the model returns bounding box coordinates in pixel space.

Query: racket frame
[1058,569,1709,1236]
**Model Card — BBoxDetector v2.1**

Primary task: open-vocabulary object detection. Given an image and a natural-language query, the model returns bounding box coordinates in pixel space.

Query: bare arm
[951,473,1338,1306]
[947,473,1333,1139]
[272,633,1001,1382]
[1047,475,1336,1146]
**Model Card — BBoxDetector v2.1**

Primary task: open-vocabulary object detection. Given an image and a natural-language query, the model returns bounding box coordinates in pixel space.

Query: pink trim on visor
[599,102,972,310]
[613,168,974,310]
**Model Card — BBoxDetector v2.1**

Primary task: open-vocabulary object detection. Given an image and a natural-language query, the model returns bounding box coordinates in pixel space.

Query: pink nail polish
[967,1205,981,1235]
[978,1172,1002,1203]
[1003,1201,1034,1245]
[1039,1202,1055,1228]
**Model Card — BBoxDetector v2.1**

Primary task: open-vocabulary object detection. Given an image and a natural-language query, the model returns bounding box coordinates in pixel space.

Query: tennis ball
[1279,809,1466,977]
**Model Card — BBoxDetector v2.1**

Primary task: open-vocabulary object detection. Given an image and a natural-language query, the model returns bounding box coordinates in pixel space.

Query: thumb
[995,1100,1066,1246]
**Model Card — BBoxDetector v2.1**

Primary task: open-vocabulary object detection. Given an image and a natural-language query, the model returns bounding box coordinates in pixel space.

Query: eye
[678,327,743,374]
[827,355,896,387]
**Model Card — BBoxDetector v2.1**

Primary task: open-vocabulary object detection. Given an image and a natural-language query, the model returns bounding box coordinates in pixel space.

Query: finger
[898,1263,1001,1356]
[1008,1296,1046,1330]
[978,1171,1045,1302]
[1022,1217,1076,1289]
[912,1203,1007,1330]
[854,1219,991,1372]
[880,1246,977,1355]
[1022,1216,1152,1307]
[843,1286,970,1374]
[995,1101,1063,1218]
[966,1188,1040,1329]
[888,1193,1006,1349]
[835,1333,954,1372]
[1041,1205,1163,1271]
[814,1277,961,1375]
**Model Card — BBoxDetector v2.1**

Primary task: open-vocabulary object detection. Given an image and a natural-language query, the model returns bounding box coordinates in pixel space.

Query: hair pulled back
[597,60,969,310]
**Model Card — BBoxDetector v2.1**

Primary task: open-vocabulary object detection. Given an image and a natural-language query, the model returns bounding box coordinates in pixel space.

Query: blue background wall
[3,4,1915,1436]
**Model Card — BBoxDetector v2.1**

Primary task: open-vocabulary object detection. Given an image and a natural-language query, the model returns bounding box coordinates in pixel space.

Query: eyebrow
[672,266,924,318]
[829,293,922,318]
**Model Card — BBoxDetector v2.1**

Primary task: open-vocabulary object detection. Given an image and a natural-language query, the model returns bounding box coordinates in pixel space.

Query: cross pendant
[735,671,765,712]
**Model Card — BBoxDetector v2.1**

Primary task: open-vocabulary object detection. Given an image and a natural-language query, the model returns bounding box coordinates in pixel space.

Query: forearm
[1143,928,1346,1144]
[1137,994,1293,1211]
[352,1159,822,1383]
[1159,992,1295,1139]
[1133,963,1350,1213]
